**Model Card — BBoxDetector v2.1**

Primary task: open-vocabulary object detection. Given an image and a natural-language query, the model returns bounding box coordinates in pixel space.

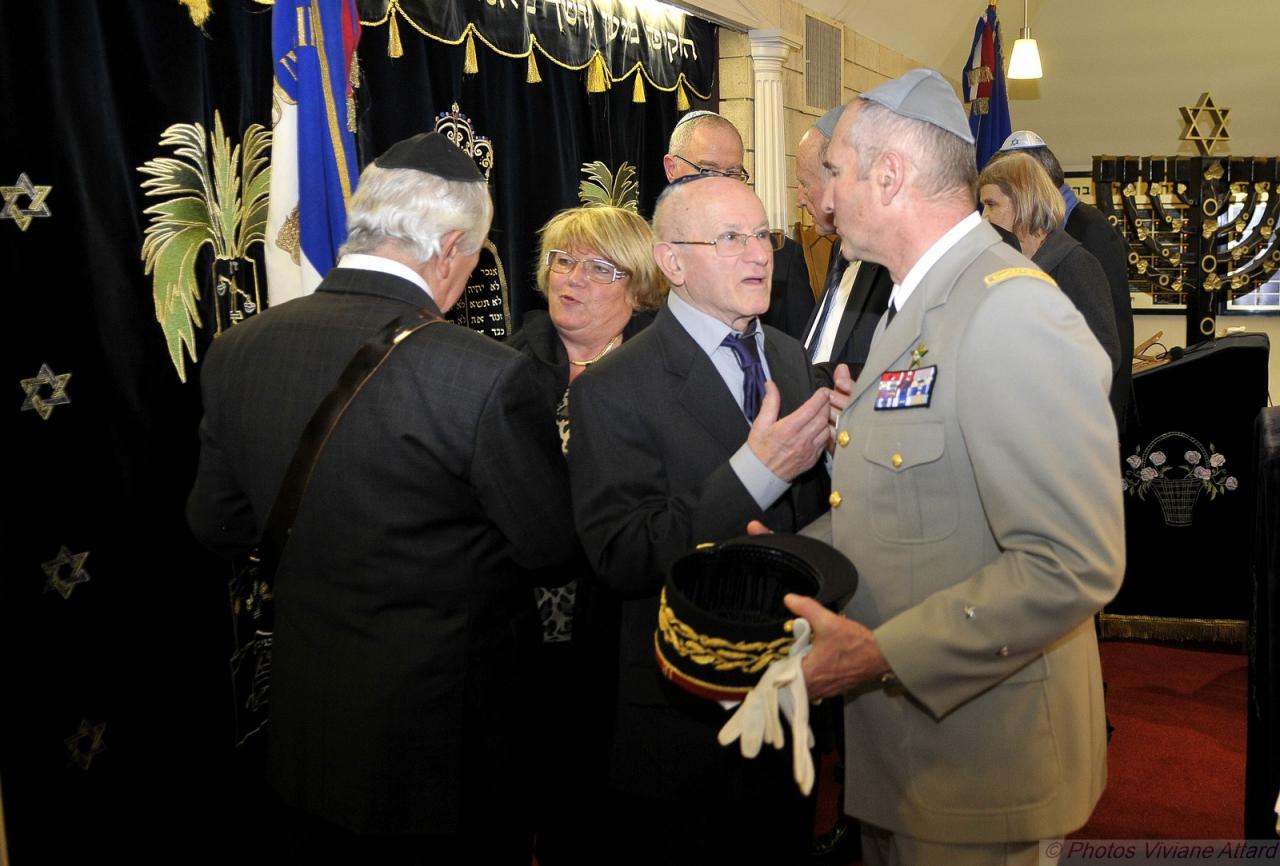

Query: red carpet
[813,639,1248,863]
[1073,639,1247,839]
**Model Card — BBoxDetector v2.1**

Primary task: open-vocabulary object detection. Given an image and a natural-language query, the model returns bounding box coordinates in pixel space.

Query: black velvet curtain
[1,2,275,862]
[355,23,712,325]
[1,1,714,861]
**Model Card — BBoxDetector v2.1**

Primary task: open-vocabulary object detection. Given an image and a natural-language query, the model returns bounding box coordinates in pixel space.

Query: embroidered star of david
[65,719,107,770]
[19,363,71,420]
[42,546,91,599]
[0,172,52,231]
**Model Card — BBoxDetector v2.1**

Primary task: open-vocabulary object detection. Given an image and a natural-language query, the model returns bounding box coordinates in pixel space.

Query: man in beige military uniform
[783,69,1125,865]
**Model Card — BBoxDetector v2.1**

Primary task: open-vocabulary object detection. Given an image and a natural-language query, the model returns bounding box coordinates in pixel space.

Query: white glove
[717,618,816,794]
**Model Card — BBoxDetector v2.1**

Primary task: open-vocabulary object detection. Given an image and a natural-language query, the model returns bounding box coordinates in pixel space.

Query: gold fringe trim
[346,53,360,133]
[179,0,211,28]
[1098,613,1247,646]
[966,65,993,87]
[357,11,715,102]
[632,72,645,103]
[585,53,609,93]
[676,79,690,111]
[387,8,403,58]
[526,50,541,84]
[463,28,479,74]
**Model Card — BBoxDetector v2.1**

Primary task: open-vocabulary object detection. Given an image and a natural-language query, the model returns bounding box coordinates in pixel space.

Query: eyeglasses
[546,250,628,285]
[671,154,751,184]
[669,230,784,257]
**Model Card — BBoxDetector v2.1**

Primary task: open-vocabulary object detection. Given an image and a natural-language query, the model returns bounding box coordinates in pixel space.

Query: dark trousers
[284,807,530,866]
[603,789,813,866]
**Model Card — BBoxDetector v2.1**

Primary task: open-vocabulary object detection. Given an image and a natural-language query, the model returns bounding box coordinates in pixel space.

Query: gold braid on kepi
[654,534,857,702]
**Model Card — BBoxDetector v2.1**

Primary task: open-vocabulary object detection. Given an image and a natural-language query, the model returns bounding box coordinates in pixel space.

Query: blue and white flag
[265,0,361,306]
[961,3,1011,171]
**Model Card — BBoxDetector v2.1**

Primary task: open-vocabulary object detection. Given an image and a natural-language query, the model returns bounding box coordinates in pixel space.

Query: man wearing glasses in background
[663,110,816,341]
[566,175,833,865]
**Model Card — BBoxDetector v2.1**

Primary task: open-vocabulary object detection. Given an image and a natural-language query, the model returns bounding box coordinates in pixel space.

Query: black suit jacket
[760,236,815,341]
[1066,201,1134,429]
[1034,228,1122,379]
[567,304,829,800]
[187,268,574,835]
[803,254,895,386]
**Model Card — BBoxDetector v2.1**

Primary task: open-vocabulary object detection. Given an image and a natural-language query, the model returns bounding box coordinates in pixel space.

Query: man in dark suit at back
[568,175,832,865]
[797,106,896,386]
[663,110,815,340]
[187,133,573,864]
[994,130,1135,430]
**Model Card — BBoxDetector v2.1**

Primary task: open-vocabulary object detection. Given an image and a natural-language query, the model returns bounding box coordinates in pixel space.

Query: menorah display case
[1091,155,1280,339]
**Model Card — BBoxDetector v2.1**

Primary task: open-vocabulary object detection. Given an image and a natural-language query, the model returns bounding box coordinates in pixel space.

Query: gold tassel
[387,10,403,59]
[632,73,645,103]
[526,51,542,84]
[585,53,609,93]
[346,54,360,133]
[1098,613,1247,646]
[463,28,479,75]
[179,0,211,28]
[676,79,690,111]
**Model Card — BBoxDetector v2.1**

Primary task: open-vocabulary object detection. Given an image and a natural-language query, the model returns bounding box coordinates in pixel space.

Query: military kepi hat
[862,68,975,144]
[374,131,485,182]
[655,533,857,701]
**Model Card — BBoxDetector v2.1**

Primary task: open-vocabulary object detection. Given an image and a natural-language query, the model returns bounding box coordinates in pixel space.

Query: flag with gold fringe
[265,0,361,306]
[962,2,1011,170]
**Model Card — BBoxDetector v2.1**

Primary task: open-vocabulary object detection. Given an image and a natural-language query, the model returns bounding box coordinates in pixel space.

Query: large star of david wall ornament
[1179,92,1231,156]
[1,172,52,231]
[42,546,91,599]
[65,719,107,770]
[19,363,71,420]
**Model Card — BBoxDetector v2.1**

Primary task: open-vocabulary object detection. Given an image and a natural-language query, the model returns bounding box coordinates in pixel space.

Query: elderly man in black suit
[663,110,815,341]
[187,133,573,864]
[568,175,832,865]
[797,106,896,386]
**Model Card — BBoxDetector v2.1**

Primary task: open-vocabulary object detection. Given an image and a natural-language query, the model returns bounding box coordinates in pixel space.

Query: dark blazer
[1066,201,1134,429]
[1033,228,1122,382]
[803,254,896,385]
[187,268,573,836]
[566,304,830,800]
[508,308,656,403]
[760,236,816,341]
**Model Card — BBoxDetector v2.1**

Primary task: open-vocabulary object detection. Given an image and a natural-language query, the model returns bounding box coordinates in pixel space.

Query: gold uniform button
[837,430,850,447]
[829,491,843,508]
[891,452,904,469]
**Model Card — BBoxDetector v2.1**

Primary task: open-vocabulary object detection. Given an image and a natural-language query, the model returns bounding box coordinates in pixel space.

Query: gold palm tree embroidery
[139,111,271,382]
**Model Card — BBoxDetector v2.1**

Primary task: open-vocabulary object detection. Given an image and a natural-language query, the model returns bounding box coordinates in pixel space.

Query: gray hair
[667,112,742,157]
[846,99,978,201]
[339,164,493,263]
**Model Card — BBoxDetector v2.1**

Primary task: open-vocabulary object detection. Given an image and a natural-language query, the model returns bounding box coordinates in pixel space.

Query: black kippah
[374,132,485,181]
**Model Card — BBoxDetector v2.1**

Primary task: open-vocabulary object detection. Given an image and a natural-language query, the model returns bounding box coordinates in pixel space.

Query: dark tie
[884,300,898,329]
[721,324,766,422]
[807,256,849,361]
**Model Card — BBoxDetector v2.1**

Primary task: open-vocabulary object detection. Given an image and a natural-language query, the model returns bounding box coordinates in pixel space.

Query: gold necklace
[568,333,621,367]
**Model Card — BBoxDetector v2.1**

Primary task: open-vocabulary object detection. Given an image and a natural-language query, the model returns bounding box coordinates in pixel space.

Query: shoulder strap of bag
[261,306,447,561]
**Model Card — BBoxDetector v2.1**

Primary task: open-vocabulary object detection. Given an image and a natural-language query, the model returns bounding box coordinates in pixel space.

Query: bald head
[652,176,773,331]
[796,126,835,235]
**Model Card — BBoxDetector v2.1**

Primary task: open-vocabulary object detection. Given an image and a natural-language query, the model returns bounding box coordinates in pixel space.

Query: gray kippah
[374,132,485,181]
[862,68,974,144]
[814,106,845,140]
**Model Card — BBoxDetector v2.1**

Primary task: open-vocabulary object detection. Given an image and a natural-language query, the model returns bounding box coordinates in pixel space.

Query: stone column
[747,28,798,231]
